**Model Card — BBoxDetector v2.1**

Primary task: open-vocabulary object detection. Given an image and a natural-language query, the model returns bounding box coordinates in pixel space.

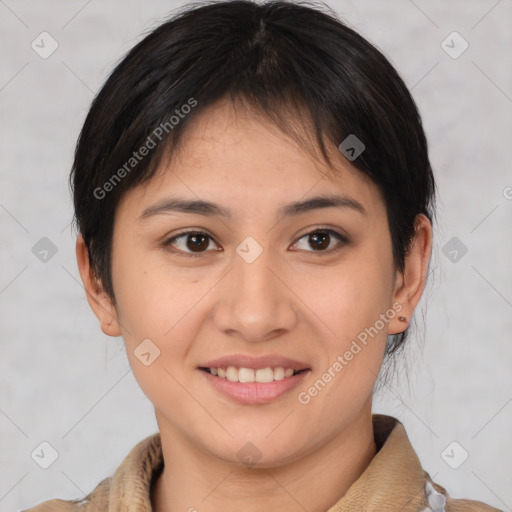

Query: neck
[151,406,377,512]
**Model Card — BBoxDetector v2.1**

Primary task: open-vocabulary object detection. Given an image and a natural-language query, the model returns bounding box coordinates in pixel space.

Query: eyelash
[162,228,349,258]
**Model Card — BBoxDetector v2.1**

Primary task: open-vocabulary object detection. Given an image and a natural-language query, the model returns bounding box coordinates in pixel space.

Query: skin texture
[76,99,432,512]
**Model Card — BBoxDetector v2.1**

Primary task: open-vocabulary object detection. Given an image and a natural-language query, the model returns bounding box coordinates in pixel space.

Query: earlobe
[388,270,409,335]
[388,214,433,335]
[75,235,122,337]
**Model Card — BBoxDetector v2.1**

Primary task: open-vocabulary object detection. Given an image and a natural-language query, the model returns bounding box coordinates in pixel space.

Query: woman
[23,1,502,510]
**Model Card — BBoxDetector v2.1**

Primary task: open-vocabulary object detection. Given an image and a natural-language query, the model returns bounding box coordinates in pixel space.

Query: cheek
[305,255,393,341]
[111,245,197,345]
[111,254,204,402]
[298,249,393,400]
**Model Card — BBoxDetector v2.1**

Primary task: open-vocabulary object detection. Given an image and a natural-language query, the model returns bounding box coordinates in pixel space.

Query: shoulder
[20,476,111,512]
[445,497,504,512]
[20,432,162,512]
[421,480,504,512]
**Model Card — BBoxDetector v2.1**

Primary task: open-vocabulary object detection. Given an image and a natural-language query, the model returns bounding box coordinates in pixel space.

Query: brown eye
[293,229,347,253]
[185,233,210,252]
[165,231,218,255]
[308,232,330,250]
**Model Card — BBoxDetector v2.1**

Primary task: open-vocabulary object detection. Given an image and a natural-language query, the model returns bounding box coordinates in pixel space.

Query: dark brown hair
[70,0,436,359]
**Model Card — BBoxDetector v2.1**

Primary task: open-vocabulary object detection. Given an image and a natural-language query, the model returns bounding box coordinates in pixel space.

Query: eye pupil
[186,233,209,252]
[309,232,330,250]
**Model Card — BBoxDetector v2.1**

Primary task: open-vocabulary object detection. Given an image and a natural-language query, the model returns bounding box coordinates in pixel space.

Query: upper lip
[199,354,310,371]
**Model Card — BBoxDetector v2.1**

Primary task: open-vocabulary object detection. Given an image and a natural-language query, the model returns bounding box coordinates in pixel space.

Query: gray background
[1,0,511,510]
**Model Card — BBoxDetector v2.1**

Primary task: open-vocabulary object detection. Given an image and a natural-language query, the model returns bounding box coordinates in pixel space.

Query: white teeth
[226,366,238,382]
[273,367,285,381]
[207,366,302,383]
[255,367,274,383]
[238,367,255,383]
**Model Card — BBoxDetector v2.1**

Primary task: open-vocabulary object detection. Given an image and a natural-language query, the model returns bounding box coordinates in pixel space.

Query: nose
[212,244,298,343]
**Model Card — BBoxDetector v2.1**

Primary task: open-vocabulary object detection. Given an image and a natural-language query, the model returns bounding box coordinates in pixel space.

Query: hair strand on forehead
[70,0,436,376]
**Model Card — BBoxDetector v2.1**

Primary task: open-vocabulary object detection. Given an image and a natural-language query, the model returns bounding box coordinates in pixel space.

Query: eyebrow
[138,194,367,221]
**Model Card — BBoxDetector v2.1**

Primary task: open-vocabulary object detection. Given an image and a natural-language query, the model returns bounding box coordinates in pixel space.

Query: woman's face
[86,100,420,466]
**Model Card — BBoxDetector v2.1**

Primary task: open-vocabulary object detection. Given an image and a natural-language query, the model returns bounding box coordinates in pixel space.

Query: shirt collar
[327,414,431,511]
[106,414,432,511]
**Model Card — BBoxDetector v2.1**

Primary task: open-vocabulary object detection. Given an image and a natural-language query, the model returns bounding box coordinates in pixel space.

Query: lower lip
[199,369,310,405]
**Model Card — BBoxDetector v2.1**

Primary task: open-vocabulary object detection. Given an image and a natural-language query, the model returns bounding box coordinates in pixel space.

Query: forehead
[117,100,385,220]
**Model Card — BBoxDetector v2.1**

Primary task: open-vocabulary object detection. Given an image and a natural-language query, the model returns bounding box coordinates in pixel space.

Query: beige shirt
[22,414,502,511]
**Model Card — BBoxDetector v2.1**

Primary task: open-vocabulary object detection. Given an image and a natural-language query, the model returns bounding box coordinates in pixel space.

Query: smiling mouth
[199,366,308,383]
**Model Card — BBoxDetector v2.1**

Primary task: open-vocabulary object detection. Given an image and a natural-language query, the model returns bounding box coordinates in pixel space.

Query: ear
[388,214,433,335]
[75,234,122,337]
